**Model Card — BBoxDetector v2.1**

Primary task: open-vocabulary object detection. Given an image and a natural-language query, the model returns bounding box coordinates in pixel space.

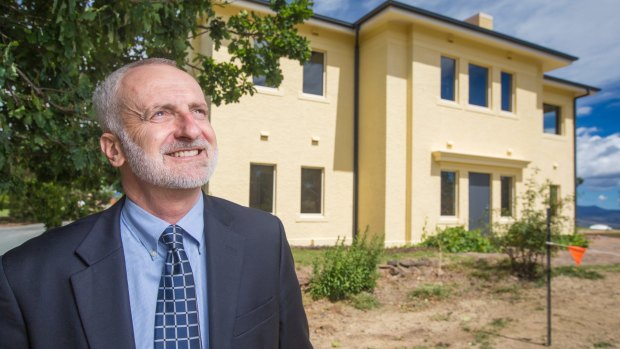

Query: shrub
[493,172,573,280]
[420,226,495,253]
[555,233,589,248]
[309,231,383,301]
[8,180,115,228]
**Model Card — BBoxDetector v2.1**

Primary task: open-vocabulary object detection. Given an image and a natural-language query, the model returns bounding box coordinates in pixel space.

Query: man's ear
[100,132,126,168]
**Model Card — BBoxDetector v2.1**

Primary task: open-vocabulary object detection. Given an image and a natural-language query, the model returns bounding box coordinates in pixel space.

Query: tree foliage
[0,0,313,227]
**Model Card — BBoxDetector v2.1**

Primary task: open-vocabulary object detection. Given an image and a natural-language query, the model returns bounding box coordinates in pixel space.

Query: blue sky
[312,0,620,210]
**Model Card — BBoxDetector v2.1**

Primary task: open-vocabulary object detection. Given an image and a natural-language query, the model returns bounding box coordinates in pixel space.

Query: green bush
[8,180,115,228]
[420,226,495,253]
[309,231,383,301]
[494,217,553,279]
[493,173,573,280]
[555,233,589,248]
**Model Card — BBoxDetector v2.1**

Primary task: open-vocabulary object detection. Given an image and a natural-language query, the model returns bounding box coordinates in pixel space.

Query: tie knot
[160,225,185,251]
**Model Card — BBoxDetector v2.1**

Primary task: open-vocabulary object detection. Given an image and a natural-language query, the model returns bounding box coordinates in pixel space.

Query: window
[500,176,513,217]
[469,63,489,107]
[252,41,276,88]
[549,185,560,216]
[303,51,325,96]
[250,164,275,213]
[440,56,456,101]
[543,104,561,134]
[301,168,323,214]
[501,72,513,112]
[441,171,457,216]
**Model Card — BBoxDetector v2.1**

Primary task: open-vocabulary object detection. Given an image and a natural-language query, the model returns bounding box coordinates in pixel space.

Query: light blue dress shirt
[120,195,209,349]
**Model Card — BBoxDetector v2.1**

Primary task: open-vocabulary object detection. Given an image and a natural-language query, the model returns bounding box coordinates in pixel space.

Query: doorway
[469,172,491,233]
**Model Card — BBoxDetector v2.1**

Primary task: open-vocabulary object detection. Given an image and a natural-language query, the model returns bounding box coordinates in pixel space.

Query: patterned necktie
[154,225,202,349]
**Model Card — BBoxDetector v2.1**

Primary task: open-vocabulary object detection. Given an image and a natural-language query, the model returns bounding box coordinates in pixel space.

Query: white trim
[432,150,530,169]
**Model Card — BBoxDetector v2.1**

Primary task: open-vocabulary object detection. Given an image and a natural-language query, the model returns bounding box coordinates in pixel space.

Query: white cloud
[599,194,608,201]
[577,127,620,189]
[577,106,592,116]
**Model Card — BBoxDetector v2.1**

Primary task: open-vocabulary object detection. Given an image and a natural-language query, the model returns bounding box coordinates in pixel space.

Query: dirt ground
[301,234,620,349]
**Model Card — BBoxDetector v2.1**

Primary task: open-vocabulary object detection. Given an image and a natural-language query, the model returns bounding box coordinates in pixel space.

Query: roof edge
[355,1,577,62]
[544,75,601,94]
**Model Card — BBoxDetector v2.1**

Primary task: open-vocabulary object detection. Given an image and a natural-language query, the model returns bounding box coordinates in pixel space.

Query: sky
[312,0,620,210]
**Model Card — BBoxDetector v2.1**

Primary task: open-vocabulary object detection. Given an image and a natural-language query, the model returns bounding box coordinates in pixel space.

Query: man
[0,58,312,349]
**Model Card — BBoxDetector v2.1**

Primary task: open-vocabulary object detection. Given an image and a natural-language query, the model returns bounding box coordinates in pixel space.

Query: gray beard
[118,129,218,189]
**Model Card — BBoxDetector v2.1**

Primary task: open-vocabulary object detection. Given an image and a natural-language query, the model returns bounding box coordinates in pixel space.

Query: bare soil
[301,234,620,349]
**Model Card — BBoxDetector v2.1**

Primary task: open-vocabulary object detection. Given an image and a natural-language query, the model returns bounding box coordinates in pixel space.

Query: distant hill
[577,205,620,229]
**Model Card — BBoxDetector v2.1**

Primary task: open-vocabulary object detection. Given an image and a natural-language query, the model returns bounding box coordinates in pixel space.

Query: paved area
[0,224,45,255]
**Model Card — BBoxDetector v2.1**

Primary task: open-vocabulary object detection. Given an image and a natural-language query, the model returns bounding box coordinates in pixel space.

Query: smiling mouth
[167,149,202,158]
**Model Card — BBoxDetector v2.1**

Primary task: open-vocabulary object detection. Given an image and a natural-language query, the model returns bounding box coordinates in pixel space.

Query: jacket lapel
[204,196,245,349]
[71,198,136,349]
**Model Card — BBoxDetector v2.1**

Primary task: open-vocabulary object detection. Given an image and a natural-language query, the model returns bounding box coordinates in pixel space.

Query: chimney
[465,12,493,30]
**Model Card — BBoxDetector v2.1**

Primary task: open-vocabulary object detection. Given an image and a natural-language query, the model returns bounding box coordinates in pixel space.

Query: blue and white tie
[154,225,202,349]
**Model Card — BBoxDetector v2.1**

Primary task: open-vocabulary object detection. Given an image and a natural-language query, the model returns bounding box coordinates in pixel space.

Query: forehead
[120,64,205,103]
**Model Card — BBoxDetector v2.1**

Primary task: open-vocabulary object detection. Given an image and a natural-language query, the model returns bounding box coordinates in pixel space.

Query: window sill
[498,110,518,119]
[542,133,567,141]
[298,92,329,104]
[497,216,514,224]
[465,104,494,116]
[296,214,328,223]
[255,85,284,97]
[438,216,459,224]
[437,98,462,110]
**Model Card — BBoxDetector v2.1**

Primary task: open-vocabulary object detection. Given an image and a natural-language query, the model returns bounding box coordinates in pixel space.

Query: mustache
[160,139,212,154]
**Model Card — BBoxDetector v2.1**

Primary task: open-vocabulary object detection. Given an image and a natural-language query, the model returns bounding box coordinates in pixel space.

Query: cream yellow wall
[358,25,389,242]
[196,4,582,246]
[358,20,578,245]
[406,25,576,241]
[203,6,355,246]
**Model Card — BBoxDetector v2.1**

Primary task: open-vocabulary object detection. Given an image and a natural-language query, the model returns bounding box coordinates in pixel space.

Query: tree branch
[15,67,76,114]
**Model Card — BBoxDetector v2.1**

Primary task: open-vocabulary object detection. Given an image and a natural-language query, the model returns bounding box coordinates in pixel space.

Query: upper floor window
[469,63,489,107]
[543,104,561,135]
[301,168,323,214]
[252,41,276,88]
[441,56,456,101]
[501,72,513,112]
[440,171,457,216]
[250,164,275,213]
[303,51,325,96]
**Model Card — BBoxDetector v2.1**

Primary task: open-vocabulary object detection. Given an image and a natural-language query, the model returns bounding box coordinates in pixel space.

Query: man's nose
[174,111,202,139]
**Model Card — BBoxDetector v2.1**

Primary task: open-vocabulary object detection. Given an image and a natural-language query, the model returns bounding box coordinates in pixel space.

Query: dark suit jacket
[0,195,312,349]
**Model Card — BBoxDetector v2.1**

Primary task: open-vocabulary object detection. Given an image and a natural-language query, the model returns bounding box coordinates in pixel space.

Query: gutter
[352,24,360,239]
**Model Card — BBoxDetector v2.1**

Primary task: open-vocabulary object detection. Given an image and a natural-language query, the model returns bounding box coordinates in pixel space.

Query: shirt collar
[121,194,205,257]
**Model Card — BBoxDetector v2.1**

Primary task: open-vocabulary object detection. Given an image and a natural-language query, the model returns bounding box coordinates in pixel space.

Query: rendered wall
[203,6,355,245]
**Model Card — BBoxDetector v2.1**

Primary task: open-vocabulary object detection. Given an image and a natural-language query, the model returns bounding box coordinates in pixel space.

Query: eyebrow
[142,103,209,119]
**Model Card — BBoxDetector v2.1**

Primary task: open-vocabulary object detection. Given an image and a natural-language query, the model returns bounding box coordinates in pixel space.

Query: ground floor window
[249,164,275,213]
[549,184,560,216]
[441,171,457,216]
[500,176,513,217]
[301,167,323,214]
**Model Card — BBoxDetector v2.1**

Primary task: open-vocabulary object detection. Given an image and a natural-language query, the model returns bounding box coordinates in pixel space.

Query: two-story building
[197,0,598,246]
